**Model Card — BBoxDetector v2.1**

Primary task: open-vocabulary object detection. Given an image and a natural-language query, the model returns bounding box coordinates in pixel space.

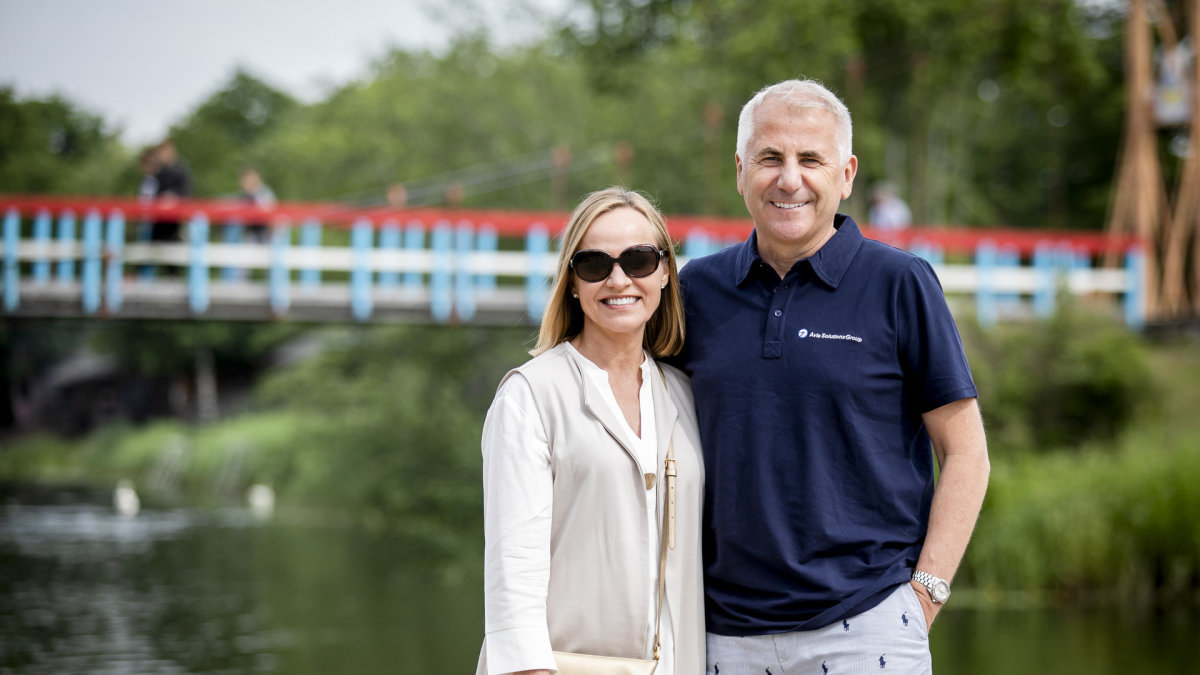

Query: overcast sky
[0,0,571,146]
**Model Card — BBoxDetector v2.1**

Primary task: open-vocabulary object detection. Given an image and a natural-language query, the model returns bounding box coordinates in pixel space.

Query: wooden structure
[1107,0,1200,319]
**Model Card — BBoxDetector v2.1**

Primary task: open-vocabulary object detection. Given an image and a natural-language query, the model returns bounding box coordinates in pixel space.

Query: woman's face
[571,207,669,346]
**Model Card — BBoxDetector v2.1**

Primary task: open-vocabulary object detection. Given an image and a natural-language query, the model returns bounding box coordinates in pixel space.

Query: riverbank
[2,330,1198,604]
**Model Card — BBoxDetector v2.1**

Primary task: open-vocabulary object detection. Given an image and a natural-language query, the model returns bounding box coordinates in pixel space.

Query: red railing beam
[0,194,1142,255]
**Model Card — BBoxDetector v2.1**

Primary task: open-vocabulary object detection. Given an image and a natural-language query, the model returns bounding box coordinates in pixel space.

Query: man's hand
[909,580,942,631]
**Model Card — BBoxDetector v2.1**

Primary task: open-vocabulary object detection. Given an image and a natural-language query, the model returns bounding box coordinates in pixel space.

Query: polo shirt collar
[735,214,864,289]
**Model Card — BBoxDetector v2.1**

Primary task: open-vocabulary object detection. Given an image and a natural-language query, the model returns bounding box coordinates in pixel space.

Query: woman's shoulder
[498,342,577,392]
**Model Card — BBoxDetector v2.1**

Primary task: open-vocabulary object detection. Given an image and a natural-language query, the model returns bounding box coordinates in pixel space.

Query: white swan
[113,479,140,518]
[246,483,275,518]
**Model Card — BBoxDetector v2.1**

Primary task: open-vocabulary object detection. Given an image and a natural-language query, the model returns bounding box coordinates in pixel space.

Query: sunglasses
[570,244,668,283]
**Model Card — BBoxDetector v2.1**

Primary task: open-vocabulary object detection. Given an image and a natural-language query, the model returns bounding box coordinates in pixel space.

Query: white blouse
[481,345,675,675]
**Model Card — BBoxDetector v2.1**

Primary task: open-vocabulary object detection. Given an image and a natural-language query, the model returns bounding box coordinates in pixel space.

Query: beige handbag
[552,367,678,675]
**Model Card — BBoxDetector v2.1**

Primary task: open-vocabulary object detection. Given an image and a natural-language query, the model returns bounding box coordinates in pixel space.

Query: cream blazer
[477,342,705,675]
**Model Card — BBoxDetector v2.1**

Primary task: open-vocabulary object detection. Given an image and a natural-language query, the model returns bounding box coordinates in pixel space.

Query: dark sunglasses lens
[573,251,615,282]
[619,246,661,278]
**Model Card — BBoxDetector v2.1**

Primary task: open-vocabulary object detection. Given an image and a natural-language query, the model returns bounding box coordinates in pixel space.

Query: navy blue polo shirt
[676,214,977,635]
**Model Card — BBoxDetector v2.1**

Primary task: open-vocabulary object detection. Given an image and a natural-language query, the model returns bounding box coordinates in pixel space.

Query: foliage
[558,0,1125,228]
[255,37,609,208]
[86,320,302,377]
[167,69,300,197]
[963,302,1157,454]
[0,88,127,195]
[962,427,1200,603]
[958,338,1200,602]
[4,0,1129,232]
[252,324,531,554]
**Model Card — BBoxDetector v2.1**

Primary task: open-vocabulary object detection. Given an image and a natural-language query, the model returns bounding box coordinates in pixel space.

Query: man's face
[735,98,857,263]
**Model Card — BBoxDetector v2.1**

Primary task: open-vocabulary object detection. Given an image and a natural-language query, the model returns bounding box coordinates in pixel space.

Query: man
[675,79,989,673]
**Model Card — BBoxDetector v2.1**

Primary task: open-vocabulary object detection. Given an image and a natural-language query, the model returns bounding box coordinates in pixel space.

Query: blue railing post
[350,218,374,321]
[975,239,998,328]
[998,245,1021,314]
[403,221,425,293]
[378,219,401,289]
[476,224,498,296]
[56,210,77,285]
[909,239,945,266]
[105,211,126,312]
[32,209,52,284]
[269,223,290,316]
[525,224,550,321]
[188,213,210,313]
[3,208,19,311]
[221,220,246,281]
[81,210,103,314]
[684,229,712,260]
[430,221,454,323]
[1032,242,1055,318]
[1125,247,1146,330]
[300,218,322,287]
[454,221,475,321]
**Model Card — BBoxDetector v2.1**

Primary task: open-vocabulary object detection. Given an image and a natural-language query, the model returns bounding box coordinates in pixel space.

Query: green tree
[0,88,126,195]
[256,36,608,209]
[555,0,1125,229]
[254,324,531,556]
[167,69,300,196]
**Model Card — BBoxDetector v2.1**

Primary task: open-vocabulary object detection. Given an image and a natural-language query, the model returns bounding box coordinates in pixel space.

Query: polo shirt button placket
[763,298,786,360]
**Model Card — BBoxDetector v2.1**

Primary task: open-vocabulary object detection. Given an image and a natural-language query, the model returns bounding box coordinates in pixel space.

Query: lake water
[1,484,1194,674]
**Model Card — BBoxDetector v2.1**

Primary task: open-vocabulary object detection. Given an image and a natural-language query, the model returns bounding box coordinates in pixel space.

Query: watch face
[931,581,951,603]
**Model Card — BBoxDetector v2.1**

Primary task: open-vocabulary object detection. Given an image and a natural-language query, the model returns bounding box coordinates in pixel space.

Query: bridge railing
[0,196,1145,327]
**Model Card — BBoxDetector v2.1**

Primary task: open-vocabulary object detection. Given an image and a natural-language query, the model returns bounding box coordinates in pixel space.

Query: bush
[253,324,531,559]
[962,302,1157,454]
[961,427,1200,601]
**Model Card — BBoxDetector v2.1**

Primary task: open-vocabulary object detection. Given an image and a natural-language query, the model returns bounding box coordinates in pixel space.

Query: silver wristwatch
[911,570,952,603]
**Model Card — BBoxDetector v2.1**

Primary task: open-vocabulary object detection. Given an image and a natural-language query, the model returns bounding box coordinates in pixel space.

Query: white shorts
[706,583,932,674]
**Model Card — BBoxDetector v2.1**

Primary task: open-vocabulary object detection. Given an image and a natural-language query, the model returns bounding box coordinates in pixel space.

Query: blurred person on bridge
[671,79,990,674]
[478,187,705,675]
[868,179,913,231]
[132,147,160,277]
[149,139,193,276]
[238,167,277,244]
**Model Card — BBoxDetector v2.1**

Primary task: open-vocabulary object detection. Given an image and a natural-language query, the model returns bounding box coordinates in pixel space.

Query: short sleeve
[896,258,978,412]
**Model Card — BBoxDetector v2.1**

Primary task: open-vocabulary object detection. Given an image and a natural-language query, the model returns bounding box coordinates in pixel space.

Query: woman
[478,187,705,675]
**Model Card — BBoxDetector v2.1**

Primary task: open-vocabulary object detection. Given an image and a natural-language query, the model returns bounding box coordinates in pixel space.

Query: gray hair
[735,79,853,163]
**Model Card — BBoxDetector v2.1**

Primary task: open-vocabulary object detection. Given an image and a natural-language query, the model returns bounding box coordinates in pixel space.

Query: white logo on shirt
[798,328,863,343]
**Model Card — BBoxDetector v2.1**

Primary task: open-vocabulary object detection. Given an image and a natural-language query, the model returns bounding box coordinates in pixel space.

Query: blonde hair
[532,186,685,358]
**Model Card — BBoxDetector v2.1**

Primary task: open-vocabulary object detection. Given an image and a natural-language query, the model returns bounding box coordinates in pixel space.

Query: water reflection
[0,485,482,674]
[1,484,1194,673]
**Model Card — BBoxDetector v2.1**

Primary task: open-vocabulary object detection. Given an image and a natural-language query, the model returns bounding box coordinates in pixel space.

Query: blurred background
[1,0,1199,672]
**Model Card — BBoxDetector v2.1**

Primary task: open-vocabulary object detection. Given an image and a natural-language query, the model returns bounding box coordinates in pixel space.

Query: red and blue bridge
[0,195,1146,327]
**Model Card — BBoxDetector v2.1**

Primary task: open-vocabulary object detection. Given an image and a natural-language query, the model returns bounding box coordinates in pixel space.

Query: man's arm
[912,396,990,630]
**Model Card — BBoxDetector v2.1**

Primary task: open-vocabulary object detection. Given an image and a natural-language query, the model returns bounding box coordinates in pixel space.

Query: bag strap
[651,363,677,662]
